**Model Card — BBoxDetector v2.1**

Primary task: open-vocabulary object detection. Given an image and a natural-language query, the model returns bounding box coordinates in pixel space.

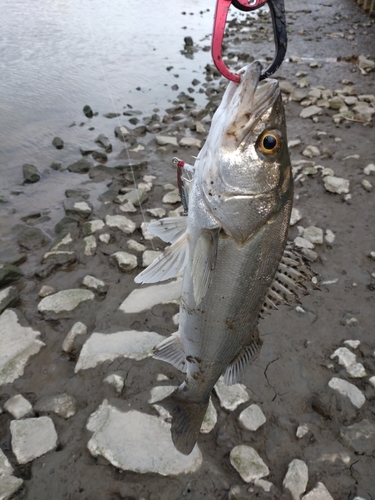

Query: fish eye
[257,130,282,156]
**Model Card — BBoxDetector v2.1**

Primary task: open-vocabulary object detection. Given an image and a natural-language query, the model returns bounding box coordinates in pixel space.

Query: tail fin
[156,390,209,455]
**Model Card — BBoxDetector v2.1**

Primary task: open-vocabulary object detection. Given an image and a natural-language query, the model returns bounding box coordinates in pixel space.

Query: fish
[135,61,313,455]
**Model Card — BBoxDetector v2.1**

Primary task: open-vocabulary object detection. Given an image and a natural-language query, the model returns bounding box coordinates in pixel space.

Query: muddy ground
[0,0,375,499]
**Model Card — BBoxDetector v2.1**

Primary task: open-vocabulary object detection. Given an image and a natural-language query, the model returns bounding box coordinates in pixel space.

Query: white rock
[302,482,334,500]
[103,374,125,394]
[34,393,77,419]
[99,233,110,244]
[361,179,373,192]
[84,219,105,234]
[156,136,178,147]
[346,363,367,378]
[141,221,156,240]
[142,250,162,267]
[62,321,87,353]
[282,459,309,500]
[230,445,269,482]
[328,377,365,408]
[179,137,202,148]
[0,448,13,476]
[325,229,335,244]
[38,285,55,298]
[364,163,375,175]
[214,377,250,411]
[323,176,350,194]
[296,424,310,438]
[162,189,181,204]
[147,207,166,218]
[302,226,324,245]
[82,275,107,293]
[105,215,136,234]
[294,236,314,250]
[302,145,320,158]
[119,201,137,213]
[119,279,182,314]
[51,233,73,251]
[83,235,96,256]
[238,404,266,431]
[288,139,301,148]
[87,402,202,475]
[368,376,375,388]
[38,289,94,320]
[75,330,165,372]
[344,339,360,349]
[110,251,137,272]
[254,479,274,492]
[73,201,92,216]
[143,175,156,183]
[168,205,185,217]
[330,347,356,367]
[4,395,32,420]
[0,309,44,386]
[137,182,152,192]
[10,417,58,464]
[200,398,217,434]
[127,239,146,252]
[0,475,23,500]
[321,167,335,177]
[290,208,302,226]
[299,106,322,119]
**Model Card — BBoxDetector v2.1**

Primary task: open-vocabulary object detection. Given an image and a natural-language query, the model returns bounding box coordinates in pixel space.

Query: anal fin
[223,331,263,386]
[153,333,187,373]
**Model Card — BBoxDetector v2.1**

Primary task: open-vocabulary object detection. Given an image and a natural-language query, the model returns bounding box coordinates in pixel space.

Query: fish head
[198,62,293,245]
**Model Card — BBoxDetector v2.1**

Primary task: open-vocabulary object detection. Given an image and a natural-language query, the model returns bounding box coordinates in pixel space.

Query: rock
[95,134,112,152]
[0,286,19,314]
[82,275,107,293]
[323,176,350,194]
[302,145,320,158]
[99,233,110,244]
[10,417,58,464]
[0,475,23,500]
[344,339,360,349]
[105,215,136,234]
[119,279,182,313]
[141,221,156,240]
[83,105,93,118]
[67,159,92,174]
[34,393,77,419]
[340,419,375,455]
[92,150,108,163]
[330,347,356,367]
[156,136,178,147]
[230,445,269,482]
[52,136,64,149]
[42,251,77,266]
[38,289,95,320]
[110,251,137,272]
[290,208,302,226]
[364,163,375,175]
[149,385,176,419]
[103,112,120,119]
[0,309,44,385]
[114,126,131,140]
[162,189,181,204]
[65,188,90,199]
[142,250,162,267]
[361,179,373,192]
[0,263,23,287]
[302,226,323,245]
[200,398,217,434]
[63,197,93,218]
[328,377,365,409]
[328,96,345,110]
[296,424,310,438]
[16,226,49,250]
[325,229,335,244]
[299,106,322,119]
[238,404,266,432]
[369,376,375,388]
[294,237,314,250]
[75,330,165,372]
[302,482,334,500]
[279,80,294,94]
[0,449,13,477]
[103,374,124,394]
[147,207,166,218]
[119,201,137,213]
[23,164,41,183]
[214,377,250,411]
[282,459,308,500]
[127,240,146,252]
[4,395,33,419]
[55,216,79,237]
[83,220,105,235]
[357,54,375,72]
[117,188,148,207]
[83,235,96,256]
[179,137,202,148]
[288,139,301,148]
[87,402,202,474]
[62,321,87,353]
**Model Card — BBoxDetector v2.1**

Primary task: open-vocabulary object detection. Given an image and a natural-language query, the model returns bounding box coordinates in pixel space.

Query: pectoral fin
[192,229,219,306]
[148,216,188,243]
[223,331,263,386]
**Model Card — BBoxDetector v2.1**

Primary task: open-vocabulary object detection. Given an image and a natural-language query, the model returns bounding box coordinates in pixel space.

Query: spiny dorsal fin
[148,216,188,244]
[153,333,187,373]
[192,229,219,306]
[223,332,263,386]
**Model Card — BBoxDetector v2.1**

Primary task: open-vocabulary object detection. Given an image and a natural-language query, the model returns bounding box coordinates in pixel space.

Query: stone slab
[119,279,182,314]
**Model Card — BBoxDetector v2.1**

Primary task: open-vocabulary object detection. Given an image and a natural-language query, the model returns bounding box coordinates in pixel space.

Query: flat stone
[294,237,314,250]
[214,377,250,411]
[62,321,87,353]
[361,179,373,192]
[0,475,23,500]
[282,459,308,500]
[42,251,77,266]
[119,201,137,213]
[230,445,269,483]
[75,330,165,372]
[147,207,166,218]
[330,347,356,367]
[87,402,202,475]
[110,251,137,272]
[328,377,365,409]
[141,221,156,240]
[346,363,367,378]
[117,188,148,207]
[22,164,40,183]
[83,220,105,235]
[82,275,107,293]
[302,482,334,500]
[302,226,323,245]
[103,374,124,394]
[344,339,360,349]
[0,263,23,287]
[65,188,90,199]
[142,250,162,267]
[200,398,217,434]
[38,289,95,320]
[34,393,77,419]
[162,189,181,204]
[290,208,302,226]
[83,235,96,256]
[279,80,294,94]
[38,285,55,298]
[127,240,146,252]
[325,229,335,244]
[67,159,92,173]
[299,106,322,119]
[302,145,320,158]
[179,137,202,148]
[99,233,110,244]
[119,279,182,313]
[105,215,136,234]
[238,404,266,431]
[288,139,301,148]
[4,395,32,419]
[364,163,375,175]
[0,309,44,385]
[0,286,19,314]
[10,417,58,464]
[63,198,93,218]
[323,176,349,194]
[17,226,49,250]
[156,136,178,147]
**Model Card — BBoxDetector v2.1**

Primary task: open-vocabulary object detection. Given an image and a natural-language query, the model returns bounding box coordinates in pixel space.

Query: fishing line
[82,0,155,250]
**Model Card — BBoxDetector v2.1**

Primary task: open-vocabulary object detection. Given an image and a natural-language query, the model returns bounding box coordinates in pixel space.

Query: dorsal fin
[223,332,263,386]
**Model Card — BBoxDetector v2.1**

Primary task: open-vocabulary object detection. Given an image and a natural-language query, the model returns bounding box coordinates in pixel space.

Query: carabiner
[212,0,287,83]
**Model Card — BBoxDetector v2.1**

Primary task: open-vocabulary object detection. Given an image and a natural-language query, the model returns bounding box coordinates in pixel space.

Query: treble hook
[212,0,288,83]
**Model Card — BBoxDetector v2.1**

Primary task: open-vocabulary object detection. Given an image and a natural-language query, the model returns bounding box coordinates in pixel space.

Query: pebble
[147,207,166,218]
[330,347,356,368]
[42,251,77,266]
[294,237,314,250]
[4,395,33,419]
[83,219,105,235]
[52,136,64,149]
[363,163,375,175]
[38,289,95,320]
[82,275,107,293]
[110,251,137,272]
[83,104,93,118]
[83,235,96,256]
[302,482,334,500]
[103,373,125,394]
[119,279,182,314]
[179,137,202,148]
[67,159,92,174]
[279,80,294,94]
[87,402,202,475]
[155,136,178,147]
[369,376,375,388]
[302,226,323,245]
[296,424,310,438]
[0,474,23,499]
[344,340,360,349]
[288,139,301,148]
[325,229,335,244]
[23,164,41,183]
[105,215,136,234]
[299,106,322,119]
[214,377,250,411]
[95,134,112,152]
[141,221,156,240]
[62,321,87,353]
[10,417,58,464]
[282,459,308,500]
[0,285,19,314]
[142,250,162,267]
[361,179,372,192]
[0,263,23,287]
[290,208,302,226]
[238,404,266,431]
[346,363,367,378]
[34,393,77,419]
[117,188,148,207]
[99,233,110,244]
[38,285,55,298]
[127,239,146,252]
[63,198,93,218]
[328,377,365,408]
[230,445,269,482]
[119,201,137,213]
[162,189,181,204]
[75,330,165,371]
[323,176,350,194]
[302,145,320,158]
[0,309,44,385]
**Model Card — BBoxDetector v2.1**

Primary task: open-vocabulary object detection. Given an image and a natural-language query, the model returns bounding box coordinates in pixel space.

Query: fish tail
[157,390,209,455]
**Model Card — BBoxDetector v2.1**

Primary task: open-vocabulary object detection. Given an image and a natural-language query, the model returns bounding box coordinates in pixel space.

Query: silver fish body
[135,61,294,454]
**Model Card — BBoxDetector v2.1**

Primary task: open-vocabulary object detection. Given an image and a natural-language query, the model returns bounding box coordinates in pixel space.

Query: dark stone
[34,262,57,280]
[103,112,120,119]
[67,159,93,174]
[52,137,64,149]
[55,216,79,236]
[0,196,8,204]
[134,125,148,136]
[114,161,147,172]
[50,162,62,171]
[43,251,77,267]
[114,126,132,141]
[83,105,93,118]
[27,216,51,226]
[0,286,20,314]
[91,150,108,163]
[340,419,375,455]
[184,36,193,46]
[0,262,24,287]
[99,188,118,204]
[128,117,139,125]
[88,165,117,181]
[95,134,112,153]
[63,197,93,219]
[65,189,90,200]
[0,248,27,266]
[17,226,50,250]
[23,164,41,183]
